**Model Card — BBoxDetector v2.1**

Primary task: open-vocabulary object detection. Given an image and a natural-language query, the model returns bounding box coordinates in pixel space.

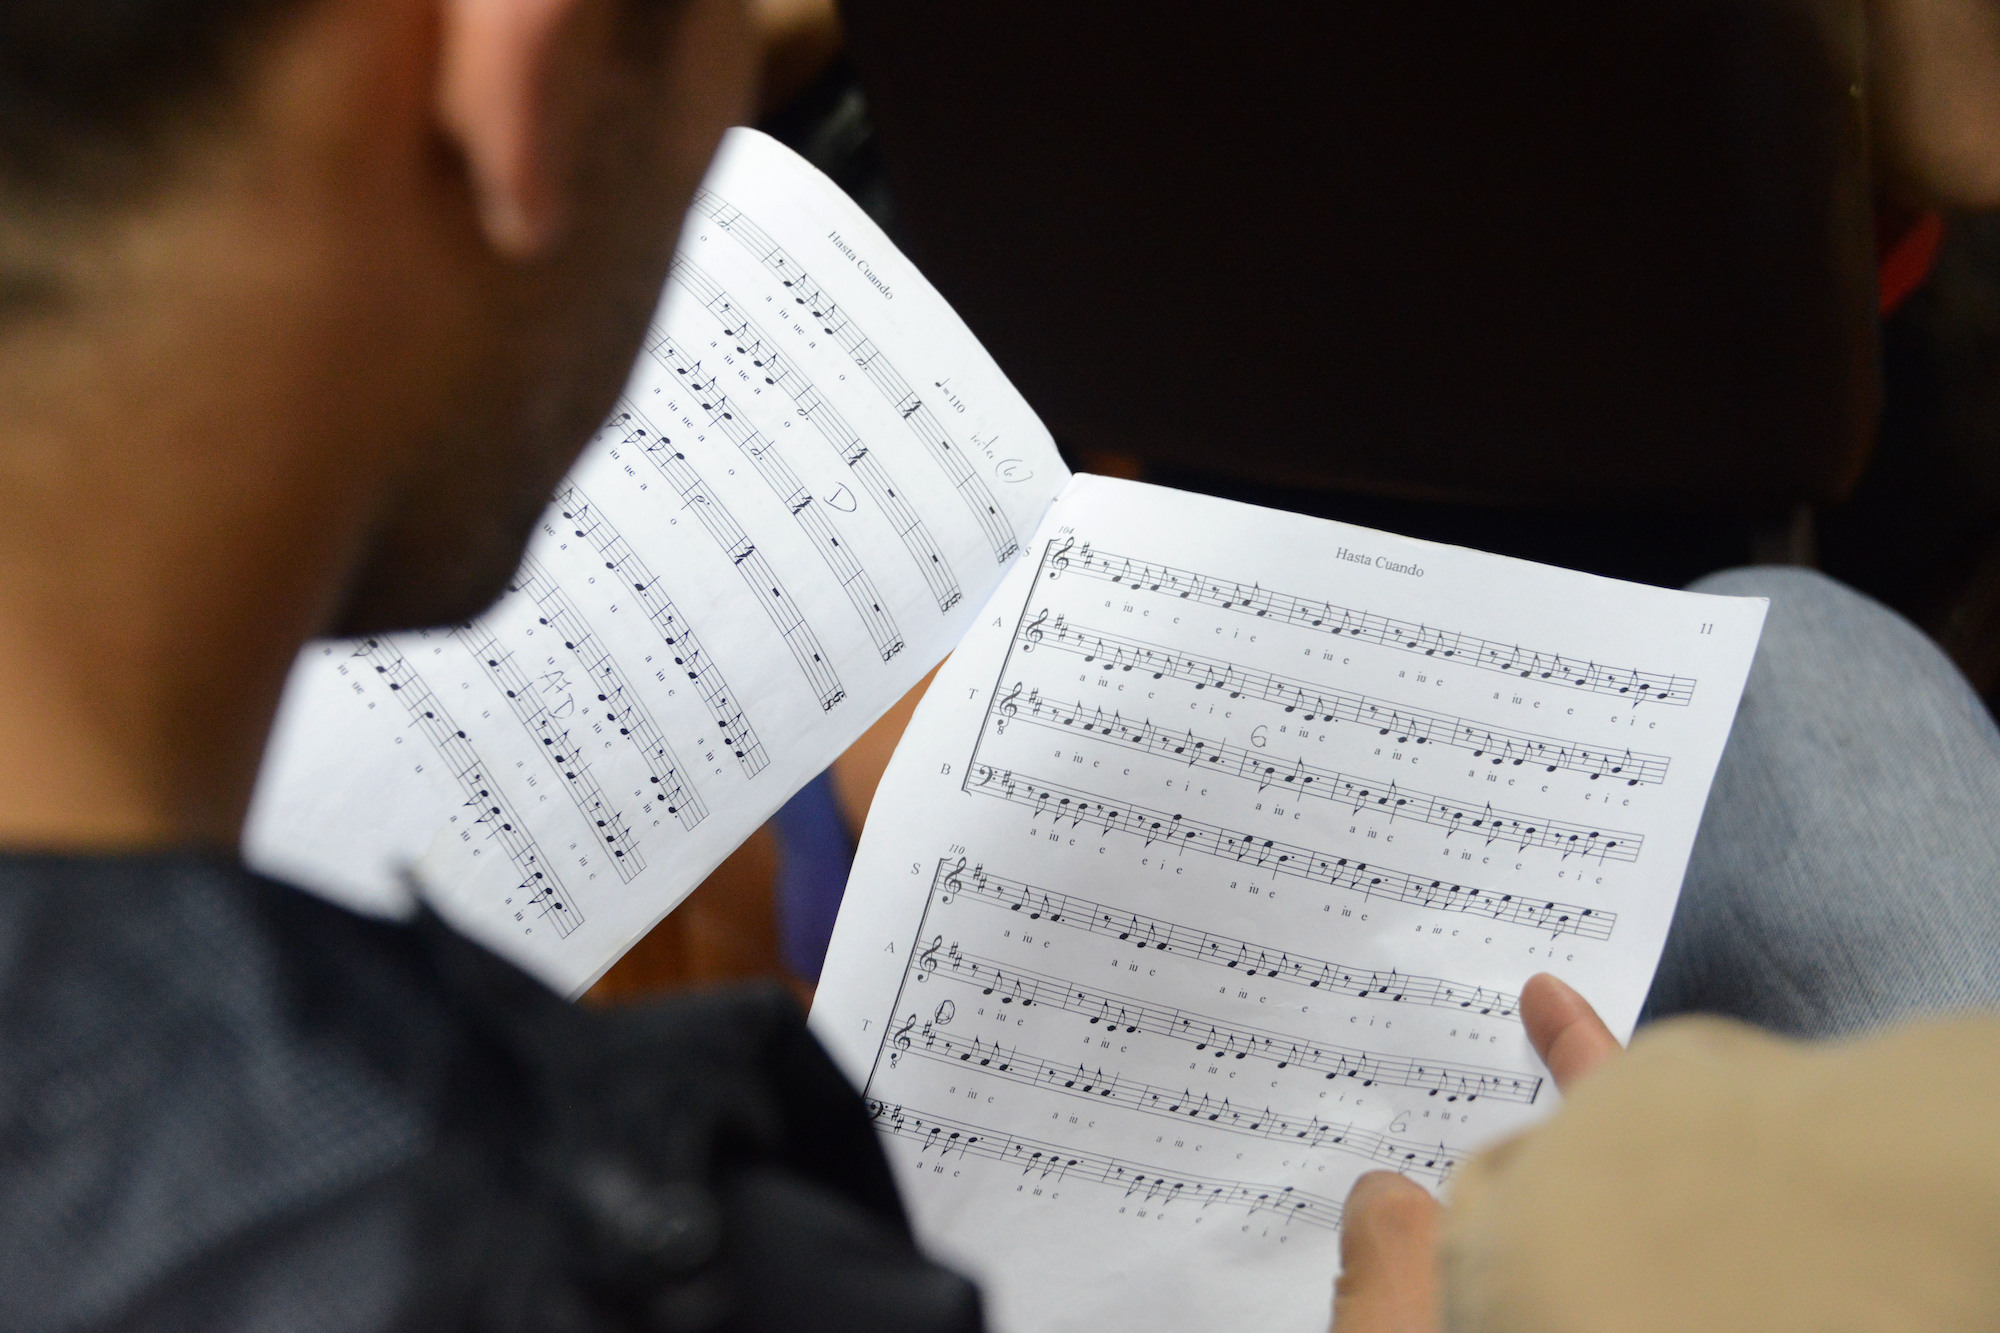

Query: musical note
[352,639,583,936]
[669,258,963,614]
[1014,613,1670,786]
[887,1012,918,1066]
[689,191,1021,563]
[964,766,1618,941]
[1047,535,1076,579]
[647,330,905,663]
[921,858,1521,1018]
[606,402,846,711]
[457,622,647,881]
[508,553,706,830]
[552,482,769,778]
[939,857,968,903]
[988,690,1642,861]
[920,944,1540,1103]
[892,1027,1465,1182]
[993,682,1025,735]
[1057,542,1697,706]
[869,1103,1345,1229]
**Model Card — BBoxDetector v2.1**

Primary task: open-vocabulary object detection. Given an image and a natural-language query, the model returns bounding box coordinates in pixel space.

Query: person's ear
[436,0,601,258]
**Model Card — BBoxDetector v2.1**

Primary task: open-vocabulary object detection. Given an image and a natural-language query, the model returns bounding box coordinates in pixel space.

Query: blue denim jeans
[1641,567,2000,1038]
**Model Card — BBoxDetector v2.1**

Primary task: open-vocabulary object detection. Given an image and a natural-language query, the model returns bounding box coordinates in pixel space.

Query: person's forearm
[1867,0,2000,207]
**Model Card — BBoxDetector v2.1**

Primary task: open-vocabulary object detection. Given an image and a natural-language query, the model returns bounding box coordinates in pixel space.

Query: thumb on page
[1520,972,1622,1093]
[1331,1171,1440,1333]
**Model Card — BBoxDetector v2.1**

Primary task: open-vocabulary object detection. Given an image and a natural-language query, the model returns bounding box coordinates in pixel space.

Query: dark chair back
[839,0,1879,514]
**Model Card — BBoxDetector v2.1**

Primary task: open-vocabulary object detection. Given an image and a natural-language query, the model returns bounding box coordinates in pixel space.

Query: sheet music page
[810,474,1766,1333]
[243,128,1067,994]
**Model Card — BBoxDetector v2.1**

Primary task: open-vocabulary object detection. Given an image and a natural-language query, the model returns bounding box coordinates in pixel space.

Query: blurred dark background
[590,0,2000,1002]
[806,3,1996,705]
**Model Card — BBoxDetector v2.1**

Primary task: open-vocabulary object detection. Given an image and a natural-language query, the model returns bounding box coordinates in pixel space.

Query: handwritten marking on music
[813,475,1766,1333]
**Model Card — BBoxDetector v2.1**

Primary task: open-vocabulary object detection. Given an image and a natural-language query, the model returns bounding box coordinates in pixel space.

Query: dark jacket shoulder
[0,855,979,1333]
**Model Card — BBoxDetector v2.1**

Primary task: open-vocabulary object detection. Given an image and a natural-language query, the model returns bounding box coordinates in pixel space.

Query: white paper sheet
[243,129,1068,994]
[810,474,1766,1333]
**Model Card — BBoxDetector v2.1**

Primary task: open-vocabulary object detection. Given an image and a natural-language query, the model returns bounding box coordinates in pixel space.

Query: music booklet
[248,127,1767,1333]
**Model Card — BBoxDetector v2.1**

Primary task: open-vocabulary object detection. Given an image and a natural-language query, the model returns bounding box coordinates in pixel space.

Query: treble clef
[1046,536,1076,580]
[993,682,1023,733]
[1020,609,1049,652]
[917,934,943,978]
[940,856,968,903]
[887,1012,917,1065]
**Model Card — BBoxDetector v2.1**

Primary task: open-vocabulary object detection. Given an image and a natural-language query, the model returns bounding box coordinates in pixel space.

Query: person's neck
[0,226,393,853]
[0,604,294,852]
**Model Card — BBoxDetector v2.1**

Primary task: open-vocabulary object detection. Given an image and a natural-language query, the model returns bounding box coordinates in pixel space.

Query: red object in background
[1879,210,1946,315]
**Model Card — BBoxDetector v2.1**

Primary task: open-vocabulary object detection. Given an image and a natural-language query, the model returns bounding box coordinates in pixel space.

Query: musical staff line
[868,1103,1344,1230]
[648,329,905,662]
[510,554,705,829]
[886,1026,1463,1184]
[966,766,1619,941]
[926,857,1520,1019]
[456,622,644,881]
[991,687,1642,862]
[1048,538,1696,706]
[1017,610,1670,786]
[354,639,583,936]
[605,403,845,711]
[670,258,962,613]
[552,483,769,778]
[690,189,1020,563]
[917,941,1540,1103]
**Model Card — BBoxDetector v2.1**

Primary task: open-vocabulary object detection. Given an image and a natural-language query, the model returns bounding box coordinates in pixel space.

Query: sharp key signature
[962,768,1617,941]
[1063,542,1696,706]
[986,693,1643,862]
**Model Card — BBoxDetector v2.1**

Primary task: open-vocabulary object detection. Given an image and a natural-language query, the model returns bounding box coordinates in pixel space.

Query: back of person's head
[0,0,753,846]
[0,0,754,636]
[1,0,297,206]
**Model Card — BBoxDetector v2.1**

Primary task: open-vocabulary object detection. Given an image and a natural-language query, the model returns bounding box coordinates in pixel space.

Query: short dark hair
[0,0,305,201]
